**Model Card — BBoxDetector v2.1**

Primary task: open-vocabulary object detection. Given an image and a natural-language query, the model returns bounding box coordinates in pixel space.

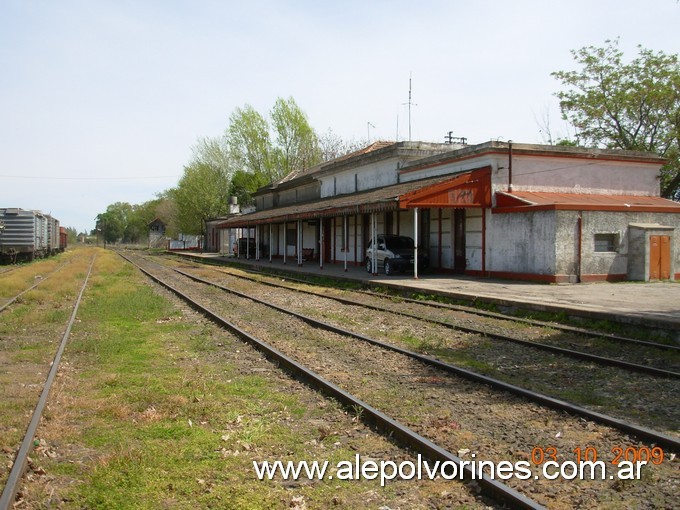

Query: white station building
[215,140,680,283]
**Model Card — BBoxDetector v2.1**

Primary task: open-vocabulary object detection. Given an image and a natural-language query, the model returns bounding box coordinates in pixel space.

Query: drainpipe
[507,140,513,193]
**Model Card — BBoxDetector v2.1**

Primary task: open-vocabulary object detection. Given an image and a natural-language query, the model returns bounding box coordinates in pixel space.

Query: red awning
[399,167,492,209]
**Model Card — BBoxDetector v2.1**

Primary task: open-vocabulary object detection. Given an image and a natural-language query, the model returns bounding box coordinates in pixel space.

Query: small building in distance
[147,218,167,249]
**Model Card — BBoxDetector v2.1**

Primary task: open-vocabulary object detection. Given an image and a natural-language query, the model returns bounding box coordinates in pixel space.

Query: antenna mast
[403,73,417,141]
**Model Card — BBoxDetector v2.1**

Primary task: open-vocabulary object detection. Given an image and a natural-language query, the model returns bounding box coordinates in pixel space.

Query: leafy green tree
[270,97,322,178]
[228,169,269,207]
[552,39,680,198]
[228,105,273,180]
[173,162,232,235]
[227,98,324,197]
[95,202,131,243]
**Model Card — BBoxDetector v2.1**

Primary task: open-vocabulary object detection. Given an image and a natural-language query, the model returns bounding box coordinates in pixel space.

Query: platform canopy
[494,191,680,213]
[218,173,479,228]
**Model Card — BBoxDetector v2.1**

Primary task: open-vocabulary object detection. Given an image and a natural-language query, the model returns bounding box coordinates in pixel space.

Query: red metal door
[660,235,671,280]
[649,236,660,280]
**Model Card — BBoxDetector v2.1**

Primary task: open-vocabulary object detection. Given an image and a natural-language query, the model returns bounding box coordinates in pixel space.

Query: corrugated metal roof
[495,191,680,213]
[218,174,457,227]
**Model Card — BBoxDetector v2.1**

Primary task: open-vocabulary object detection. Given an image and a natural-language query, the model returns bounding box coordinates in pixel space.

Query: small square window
[594,233,617,252]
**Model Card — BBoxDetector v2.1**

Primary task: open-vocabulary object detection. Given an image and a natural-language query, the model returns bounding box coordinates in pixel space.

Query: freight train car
[0,208,64,263]
[59,226,68,252]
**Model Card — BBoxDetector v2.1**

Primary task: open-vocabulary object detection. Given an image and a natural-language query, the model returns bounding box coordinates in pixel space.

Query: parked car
[365,235,428,275]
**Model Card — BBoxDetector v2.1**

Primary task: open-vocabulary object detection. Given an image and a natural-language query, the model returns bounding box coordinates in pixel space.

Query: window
[286,228,296,247]
[594,233,617,252]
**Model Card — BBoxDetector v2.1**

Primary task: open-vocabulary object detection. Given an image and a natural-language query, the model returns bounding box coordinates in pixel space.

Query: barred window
[594,233,617,252]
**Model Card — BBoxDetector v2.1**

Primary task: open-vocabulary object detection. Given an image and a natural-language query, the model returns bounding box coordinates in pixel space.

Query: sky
[1,0,678,233]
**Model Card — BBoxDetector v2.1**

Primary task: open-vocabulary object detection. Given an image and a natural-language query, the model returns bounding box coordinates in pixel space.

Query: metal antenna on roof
[367,122,375,141]
[402,73,417,141]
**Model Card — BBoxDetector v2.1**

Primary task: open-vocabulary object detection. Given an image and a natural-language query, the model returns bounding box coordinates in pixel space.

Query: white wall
[486,210,558,275]
[320,159,400,197]
[493,155,661,196]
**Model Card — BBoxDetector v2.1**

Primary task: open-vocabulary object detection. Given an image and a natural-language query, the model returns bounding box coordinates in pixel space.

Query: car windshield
[386,237,414,250]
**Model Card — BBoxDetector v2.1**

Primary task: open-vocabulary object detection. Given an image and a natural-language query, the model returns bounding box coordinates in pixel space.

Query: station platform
[171,251,680,338]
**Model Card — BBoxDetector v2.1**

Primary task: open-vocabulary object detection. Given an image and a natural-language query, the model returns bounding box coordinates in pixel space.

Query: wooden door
[649,235,671,280]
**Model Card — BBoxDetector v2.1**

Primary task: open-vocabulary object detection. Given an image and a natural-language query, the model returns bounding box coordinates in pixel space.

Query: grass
[19,249,464,509]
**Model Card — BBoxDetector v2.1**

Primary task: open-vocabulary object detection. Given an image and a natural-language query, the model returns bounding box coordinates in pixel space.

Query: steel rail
[0,258,74,314]
[120,253,545,510]
[0,256,95,510]
[217,261,679,352]
[165,263,680,453]
[181,263,679,379]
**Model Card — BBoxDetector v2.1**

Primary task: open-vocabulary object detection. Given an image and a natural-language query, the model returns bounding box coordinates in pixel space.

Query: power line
[0,174,179,181]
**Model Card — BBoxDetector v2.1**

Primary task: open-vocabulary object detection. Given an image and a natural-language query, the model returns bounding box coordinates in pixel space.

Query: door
[649,235,671,280]
[453,209,466,273]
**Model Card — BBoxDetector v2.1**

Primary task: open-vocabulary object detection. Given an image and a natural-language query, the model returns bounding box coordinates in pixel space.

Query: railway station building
[216,140,680,282]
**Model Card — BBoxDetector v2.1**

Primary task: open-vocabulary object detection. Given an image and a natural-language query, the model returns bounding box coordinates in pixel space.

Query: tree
[95,202,131,243]
[227,98,325,191]
[318,128,369,161]
[552,39,680,198]
[270,97,322,177]
[173,161,232,235]
[228,105,273,180]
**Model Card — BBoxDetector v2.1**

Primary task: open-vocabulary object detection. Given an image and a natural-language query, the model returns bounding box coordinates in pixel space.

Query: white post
[237,228,240,258]
[283,222,287,265]
[297,220,302,266]
[414,207,419,279]
[344,216,348,272]
[269,223,272,263]
[319,218,324,270]
[371,212,377,275]
[255,225,260,261]
[246,227,251,259]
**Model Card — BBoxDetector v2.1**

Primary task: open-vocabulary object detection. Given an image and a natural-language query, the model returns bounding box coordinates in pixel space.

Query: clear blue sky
[1,0,678,232]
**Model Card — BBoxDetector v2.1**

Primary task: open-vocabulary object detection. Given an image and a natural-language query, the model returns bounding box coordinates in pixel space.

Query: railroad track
[0,256,95,510]
[188,261,679,378]
[152,256,680,436]
[122,252,679,509]
[0,259,73,313]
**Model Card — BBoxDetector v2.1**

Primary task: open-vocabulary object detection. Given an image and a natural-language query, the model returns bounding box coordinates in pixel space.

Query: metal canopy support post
[297,220,302,266]
[319,218,324,270]
[269,223,272,263]
[255,225,260,261]
[414,207,419,279]
[283,222,287,265]
[344,216,348,272]
[371,212,377,275]
[246,227,250,259]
